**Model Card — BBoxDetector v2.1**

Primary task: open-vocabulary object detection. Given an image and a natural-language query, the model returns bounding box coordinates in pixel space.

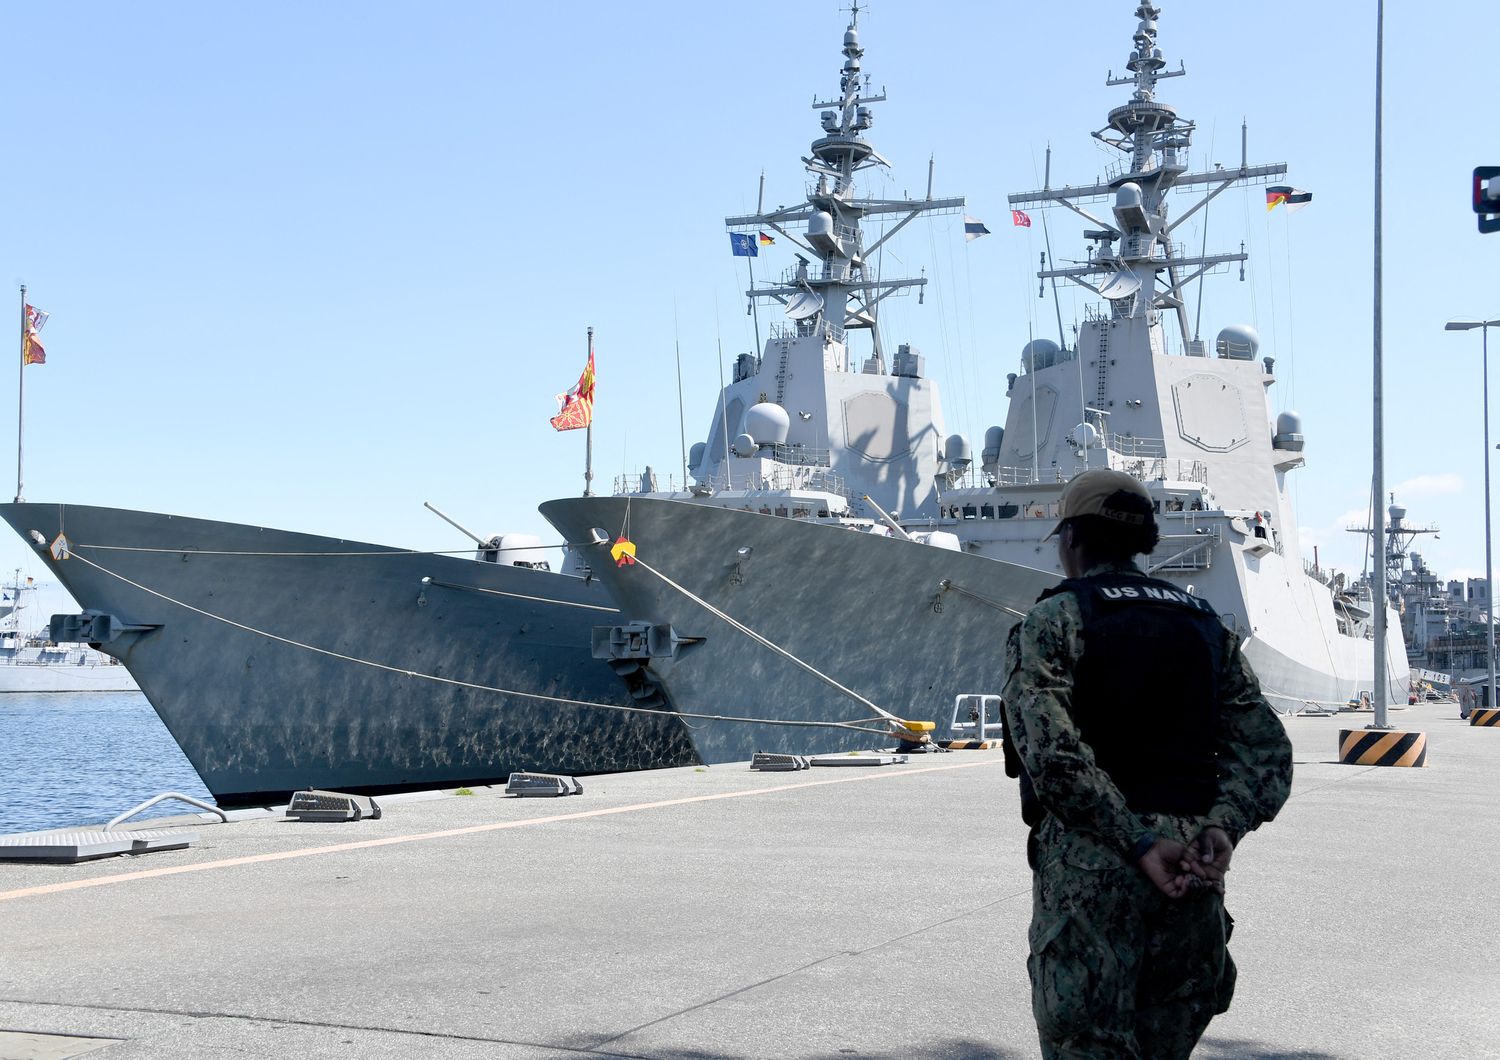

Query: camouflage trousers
[1027,817,1236,1059]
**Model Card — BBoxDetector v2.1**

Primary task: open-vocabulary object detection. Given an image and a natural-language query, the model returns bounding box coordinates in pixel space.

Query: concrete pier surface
[1,699,1496,1059]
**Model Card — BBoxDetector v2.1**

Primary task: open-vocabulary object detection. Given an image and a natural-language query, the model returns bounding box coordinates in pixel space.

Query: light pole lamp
[1446,319,1500,711]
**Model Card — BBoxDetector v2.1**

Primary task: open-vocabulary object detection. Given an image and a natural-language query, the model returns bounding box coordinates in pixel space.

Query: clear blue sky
[1,1,1494,617]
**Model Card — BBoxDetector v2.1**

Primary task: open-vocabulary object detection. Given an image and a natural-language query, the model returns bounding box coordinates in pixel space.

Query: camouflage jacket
[1002,560,1293,859]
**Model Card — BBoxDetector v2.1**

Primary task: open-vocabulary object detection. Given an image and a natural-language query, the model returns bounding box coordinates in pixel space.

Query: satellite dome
[732,433,758,458]
[744,402,790,445]
[944,434,972,466]
[844,26,859,48]
[1023,338,1060,370]
[1216,324,1260,360]
[1389,502,1407,524]
[1070,423,1099,449]
[688,441,707,472]
[984,425,1005,452]
[1115,182,1144,212]
[1275,411,1302,437]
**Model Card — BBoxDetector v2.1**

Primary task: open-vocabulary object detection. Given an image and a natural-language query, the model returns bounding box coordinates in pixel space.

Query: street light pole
[1446,319,1499,711]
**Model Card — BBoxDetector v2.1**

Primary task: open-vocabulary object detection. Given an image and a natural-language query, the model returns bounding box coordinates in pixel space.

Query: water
[0,692,212,833]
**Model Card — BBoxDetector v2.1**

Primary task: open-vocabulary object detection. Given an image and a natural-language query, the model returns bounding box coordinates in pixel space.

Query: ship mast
[1008,3,1287,354]
[724,4,962,370]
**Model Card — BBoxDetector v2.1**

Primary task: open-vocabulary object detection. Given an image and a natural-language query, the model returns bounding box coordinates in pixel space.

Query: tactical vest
[1006,569,1226,841]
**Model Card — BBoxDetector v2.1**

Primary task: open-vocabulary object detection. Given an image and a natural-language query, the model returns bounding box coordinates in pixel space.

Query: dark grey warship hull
[540,496,1060,755]
[0,503,699,805]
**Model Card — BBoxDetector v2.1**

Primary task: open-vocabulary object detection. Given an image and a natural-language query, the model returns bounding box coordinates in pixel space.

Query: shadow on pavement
[1197,1038,1343,1059]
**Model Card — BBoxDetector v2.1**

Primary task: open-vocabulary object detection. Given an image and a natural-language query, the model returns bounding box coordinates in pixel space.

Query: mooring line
[628,554,901,727]
[60,550,893,738]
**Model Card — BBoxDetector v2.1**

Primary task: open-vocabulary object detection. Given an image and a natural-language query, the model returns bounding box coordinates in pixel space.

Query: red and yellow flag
[22,303,46,365]
[550,349,596,431]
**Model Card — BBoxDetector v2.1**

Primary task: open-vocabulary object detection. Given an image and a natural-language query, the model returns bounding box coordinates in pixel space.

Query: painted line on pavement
[0,758,999,904]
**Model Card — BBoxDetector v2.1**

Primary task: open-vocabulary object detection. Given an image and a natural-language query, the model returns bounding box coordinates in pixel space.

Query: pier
[1,699,1495,1059]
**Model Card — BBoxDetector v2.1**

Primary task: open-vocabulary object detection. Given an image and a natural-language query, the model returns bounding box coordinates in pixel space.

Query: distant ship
[0,571,137,693]
[542,1,1411,755]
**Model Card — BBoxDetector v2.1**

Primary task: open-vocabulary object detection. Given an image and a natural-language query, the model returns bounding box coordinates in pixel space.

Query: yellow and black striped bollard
[1472,708,1500,727]
[1338,728,1427,767]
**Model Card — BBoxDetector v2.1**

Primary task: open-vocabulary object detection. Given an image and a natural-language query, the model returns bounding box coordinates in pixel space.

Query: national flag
[1011,209,1032,228]
[550,349,596,431]
[758,231,775,247]
[610,535,637,567]
[729,232,759,257]
[25,305,48,332]
[963,215,991,242]
[1266,185,1313,213]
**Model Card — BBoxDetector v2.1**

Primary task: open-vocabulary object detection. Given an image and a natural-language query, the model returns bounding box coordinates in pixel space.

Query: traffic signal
[1475,166,1500,234]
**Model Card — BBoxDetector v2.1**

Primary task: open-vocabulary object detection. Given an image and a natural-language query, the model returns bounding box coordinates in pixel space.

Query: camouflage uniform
[1002,560,1293,1059]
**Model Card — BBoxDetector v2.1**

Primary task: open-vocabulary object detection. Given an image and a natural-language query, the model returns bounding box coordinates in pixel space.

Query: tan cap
[1045,469,1154,540]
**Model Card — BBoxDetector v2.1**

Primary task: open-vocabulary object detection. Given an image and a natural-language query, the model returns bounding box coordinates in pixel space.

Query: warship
[542,1,1411,750]
[0,5,985,801]
[0,505,703,804]
[0,572,137,692]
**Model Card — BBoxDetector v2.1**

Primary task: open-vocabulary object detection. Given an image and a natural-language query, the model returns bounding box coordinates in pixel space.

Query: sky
[0,0,1495,621]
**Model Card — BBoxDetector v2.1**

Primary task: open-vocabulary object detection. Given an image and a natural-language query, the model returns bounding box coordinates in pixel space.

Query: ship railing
[1146,528,1221,573]
[1105,436,1168,459]
[769,318,846,345]
[990,466,1070,487]
[682,466,850,500]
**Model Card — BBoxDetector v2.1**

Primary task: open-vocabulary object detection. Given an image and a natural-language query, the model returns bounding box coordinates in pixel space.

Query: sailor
[1000,468,1293,1059]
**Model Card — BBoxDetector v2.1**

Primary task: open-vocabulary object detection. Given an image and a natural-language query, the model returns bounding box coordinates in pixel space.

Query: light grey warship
[0,571,137,692]
[543,2,1411,747]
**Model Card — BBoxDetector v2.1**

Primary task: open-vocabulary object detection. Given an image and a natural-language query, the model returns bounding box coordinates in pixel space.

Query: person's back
[1001,469,1293,1059]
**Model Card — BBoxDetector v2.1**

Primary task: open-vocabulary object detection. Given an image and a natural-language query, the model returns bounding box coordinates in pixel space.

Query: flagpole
[747,253,762,357]
[15,285,25,504]
[583,326,595,497]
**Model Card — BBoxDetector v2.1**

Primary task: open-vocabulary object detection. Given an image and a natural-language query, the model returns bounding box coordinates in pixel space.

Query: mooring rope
[935,578,1028,619]
[626,553,904,728]
[59,547,895,738]
[75,542,566,558]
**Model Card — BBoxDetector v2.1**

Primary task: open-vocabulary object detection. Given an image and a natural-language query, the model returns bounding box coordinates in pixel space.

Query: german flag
[1266,185,1313,213]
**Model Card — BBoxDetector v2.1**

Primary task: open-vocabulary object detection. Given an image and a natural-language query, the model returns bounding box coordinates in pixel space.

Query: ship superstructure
[546,3,1409,752]
[646,7,965,523]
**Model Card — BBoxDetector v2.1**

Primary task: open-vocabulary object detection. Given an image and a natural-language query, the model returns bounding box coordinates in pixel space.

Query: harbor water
[0,692,210,834]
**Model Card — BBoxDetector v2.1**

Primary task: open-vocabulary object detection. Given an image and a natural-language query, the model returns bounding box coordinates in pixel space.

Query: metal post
[1486,324,1496,711]
[15,285,25,504]
[1445,319,1499,709]
[1370,0,1388,729]
[583,326,595,497]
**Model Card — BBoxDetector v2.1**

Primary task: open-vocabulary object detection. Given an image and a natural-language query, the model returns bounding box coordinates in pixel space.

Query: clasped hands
[1137,827,1232,899]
